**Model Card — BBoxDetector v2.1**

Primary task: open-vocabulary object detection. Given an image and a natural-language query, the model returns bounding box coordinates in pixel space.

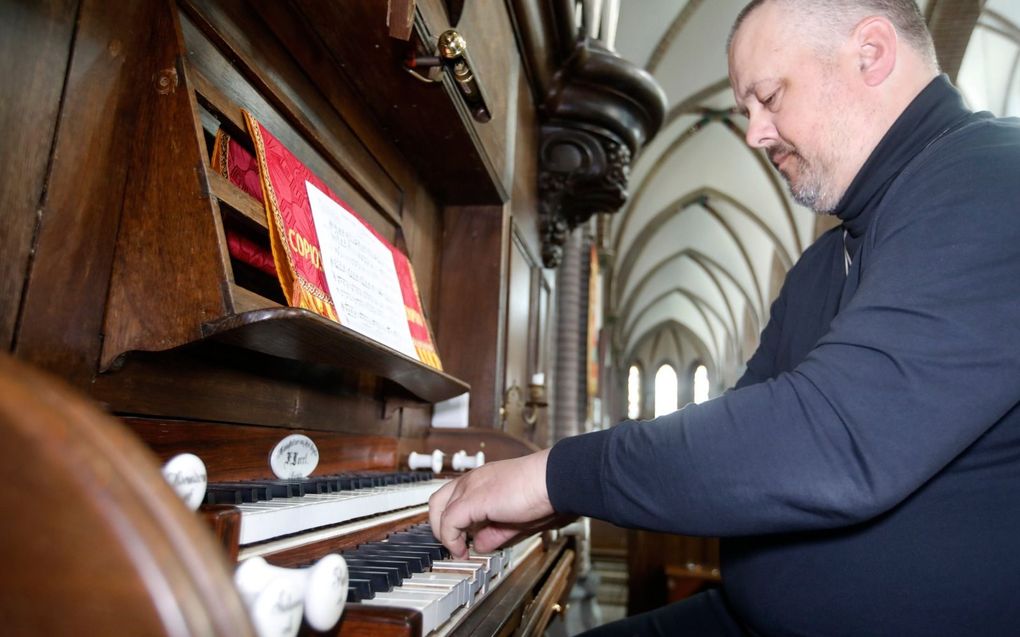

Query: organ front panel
[0,0,663,634]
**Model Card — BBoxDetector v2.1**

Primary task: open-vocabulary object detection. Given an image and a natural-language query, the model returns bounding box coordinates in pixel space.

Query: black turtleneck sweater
[548,76,1020,635]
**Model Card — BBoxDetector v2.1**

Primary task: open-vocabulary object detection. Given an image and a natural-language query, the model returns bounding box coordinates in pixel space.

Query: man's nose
[745,111,777,149]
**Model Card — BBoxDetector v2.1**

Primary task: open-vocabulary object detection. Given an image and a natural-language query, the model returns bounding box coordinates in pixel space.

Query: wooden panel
[508,68,543,264]
[209,170,266,228]
[926,0,983,82]
[0,353,253,636]
[627,529,722,615]
[422,427,540,464]
[435,205,508,427]
[505,229,534,391]
[125,418,399,482]
[441,0,520,191]
[414,0,526,195]
[517,549,574,636]
[0,0,77,352]
[398,179,445,322]
[99,0,231,370]
[201,308,469,403]
[13,0,168,388]
[92,346,398,435]
[280,0,505,204]
[328,607,420,637]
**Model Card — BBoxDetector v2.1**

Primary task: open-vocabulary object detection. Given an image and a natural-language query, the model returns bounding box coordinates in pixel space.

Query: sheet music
[306,181,418,360]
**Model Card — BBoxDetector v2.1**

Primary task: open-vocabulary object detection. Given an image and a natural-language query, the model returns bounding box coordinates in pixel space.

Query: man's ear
[853,16,897,86]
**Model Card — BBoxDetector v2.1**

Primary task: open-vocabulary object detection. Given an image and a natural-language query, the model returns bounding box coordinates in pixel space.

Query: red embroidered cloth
[236,111,443,369]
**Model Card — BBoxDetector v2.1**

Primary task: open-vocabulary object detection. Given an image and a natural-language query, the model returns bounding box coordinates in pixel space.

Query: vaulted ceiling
[604,0,1019,398]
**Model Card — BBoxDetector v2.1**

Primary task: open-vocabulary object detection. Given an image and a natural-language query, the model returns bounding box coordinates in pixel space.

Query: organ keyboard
[235,500,571,637]
[205,472,447,545]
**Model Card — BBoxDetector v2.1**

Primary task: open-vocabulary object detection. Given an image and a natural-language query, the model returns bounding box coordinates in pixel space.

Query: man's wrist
[546,429,613,518]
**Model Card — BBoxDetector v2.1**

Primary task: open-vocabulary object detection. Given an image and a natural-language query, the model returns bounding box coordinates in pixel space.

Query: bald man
[430,1,1020,634]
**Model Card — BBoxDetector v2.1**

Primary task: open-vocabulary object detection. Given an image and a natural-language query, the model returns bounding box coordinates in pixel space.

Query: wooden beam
[925,0,983,83]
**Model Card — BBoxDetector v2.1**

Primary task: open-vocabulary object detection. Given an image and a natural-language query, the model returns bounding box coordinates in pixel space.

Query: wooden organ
[0,0,664,635]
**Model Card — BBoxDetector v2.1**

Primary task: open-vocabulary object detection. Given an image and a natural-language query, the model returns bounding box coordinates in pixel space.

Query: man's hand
[428,448,557,559]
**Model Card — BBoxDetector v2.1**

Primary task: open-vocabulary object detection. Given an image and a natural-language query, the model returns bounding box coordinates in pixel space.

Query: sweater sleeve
[548,126,1020,536]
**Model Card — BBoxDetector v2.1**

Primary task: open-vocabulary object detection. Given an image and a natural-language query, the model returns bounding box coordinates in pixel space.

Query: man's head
[728,0,939,213]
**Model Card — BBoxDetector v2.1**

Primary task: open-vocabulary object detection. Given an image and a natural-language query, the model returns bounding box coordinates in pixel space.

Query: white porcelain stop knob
[408,449,444,473]
[452,450,485,471]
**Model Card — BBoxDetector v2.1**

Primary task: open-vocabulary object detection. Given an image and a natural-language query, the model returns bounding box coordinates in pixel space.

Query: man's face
[729,4,863,213]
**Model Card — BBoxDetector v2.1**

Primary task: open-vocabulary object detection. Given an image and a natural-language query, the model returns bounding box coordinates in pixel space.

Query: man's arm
[430,127,1020,548]
[547,131,1020,537]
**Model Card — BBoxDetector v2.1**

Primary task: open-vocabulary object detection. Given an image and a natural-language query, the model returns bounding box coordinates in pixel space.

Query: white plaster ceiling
[607,0,1012,391]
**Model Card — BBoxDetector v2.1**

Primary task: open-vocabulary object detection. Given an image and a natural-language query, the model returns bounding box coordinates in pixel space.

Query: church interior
[1,0,1017,635]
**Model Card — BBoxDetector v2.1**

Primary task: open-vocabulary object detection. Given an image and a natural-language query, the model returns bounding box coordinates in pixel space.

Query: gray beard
[783,161,841,214]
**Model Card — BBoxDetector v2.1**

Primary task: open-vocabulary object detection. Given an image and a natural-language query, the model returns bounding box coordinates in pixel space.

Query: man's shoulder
[893,111,1020,198]
[930,111,1020,163]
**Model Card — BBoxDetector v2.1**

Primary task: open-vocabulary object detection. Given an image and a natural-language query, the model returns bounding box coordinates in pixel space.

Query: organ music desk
[0,0,663,634]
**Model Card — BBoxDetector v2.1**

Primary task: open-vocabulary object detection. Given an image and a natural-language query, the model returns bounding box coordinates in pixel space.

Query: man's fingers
[428,480,458,533]
[427,451,555,558]
[438,492,480,559]
[472,525,524,554]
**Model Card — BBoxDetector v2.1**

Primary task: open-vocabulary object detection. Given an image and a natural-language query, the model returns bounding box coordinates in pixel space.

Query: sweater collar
[835,75,971,242]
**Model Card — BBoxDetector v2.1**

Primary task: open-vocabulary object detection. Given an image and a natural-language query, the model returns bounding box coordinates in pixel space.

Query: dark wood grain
[925,0,982,83]
[99,0,231,370]
[0,0,77,352]
[92,345,397,435]
[421,427,540,466]
[0,353,253,636]
[125,418,399,482]
[627,529,722,615]
[323,606,420,637]
[517,549,574,636]
[13,0,167,389]
[209,169,268,229]
[260,512,430,568]
[203,308,469,403]
[278,0,506,204]
[435,205,508,427]
[2,1,580,634]
[200,504,243,562]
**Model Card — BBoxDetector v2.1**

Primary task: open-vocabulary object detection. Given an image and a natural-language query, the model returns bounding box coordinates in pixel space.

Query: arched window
[693,364,710,404]
[654,364,678,417]
[627,365,642,419]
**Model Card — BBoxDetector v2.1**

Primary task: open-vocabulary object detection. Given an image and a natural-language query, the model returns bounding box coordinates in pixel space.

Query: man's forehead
[728,4,795,96]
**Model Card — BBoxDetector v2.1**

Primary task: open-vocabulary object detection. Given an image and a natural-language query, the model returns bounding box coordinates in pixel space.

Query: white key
[239,480,447,544]
[364,590,447,634]
[405,572,471,608]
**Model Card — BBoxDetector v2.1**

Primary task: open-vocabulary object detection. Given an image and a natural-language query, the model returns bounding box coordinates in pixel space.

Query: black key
[206,483,272,503]
[253,480,306,498]
[381,541,448,560]
[346,568,394,593]
[360,543,435,569]
[345,561,402,586]
[347,578,375,602]
[204,488,242,505]
[348,549,427,573]
[342,557,410,579]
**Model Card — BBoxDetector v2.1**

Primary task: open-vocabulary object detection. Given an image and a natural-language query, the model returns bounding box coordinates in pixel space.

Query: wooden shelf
[201,307,468,403]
